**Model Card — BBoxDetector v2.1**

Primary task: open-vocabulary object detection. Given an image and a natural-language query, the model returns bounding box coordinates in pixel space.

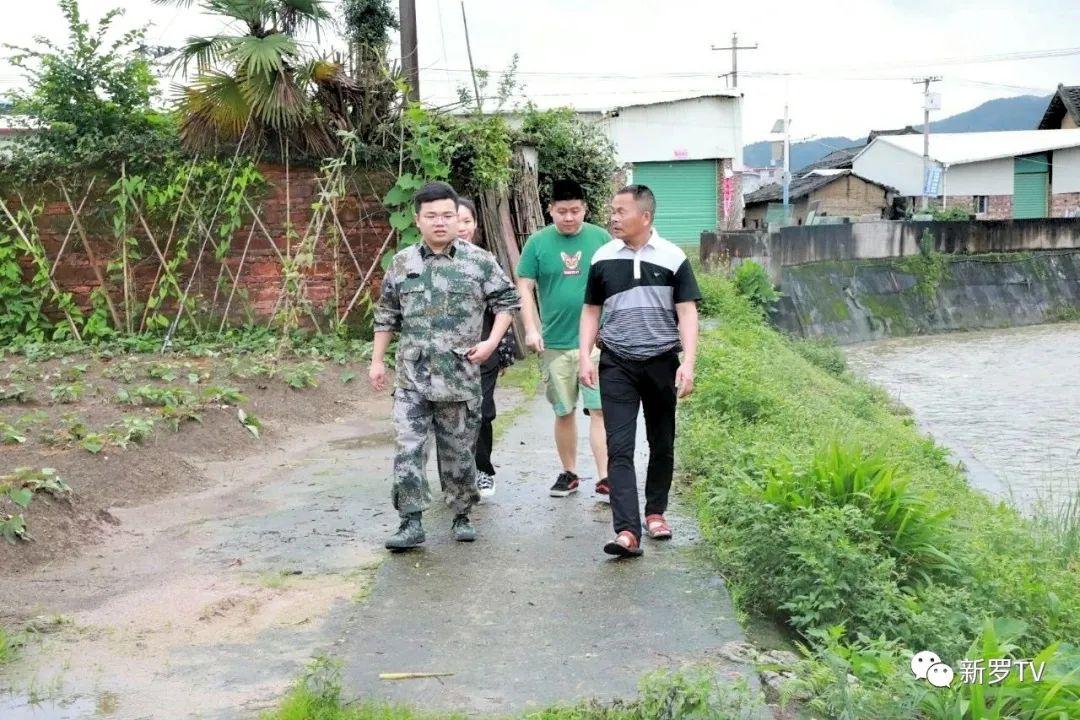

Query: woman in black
[457,198,516,498]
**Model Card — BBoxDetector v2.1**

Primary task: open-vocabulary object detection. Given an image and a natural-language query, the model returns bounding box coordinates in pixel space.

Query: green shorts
[541,348,602,417]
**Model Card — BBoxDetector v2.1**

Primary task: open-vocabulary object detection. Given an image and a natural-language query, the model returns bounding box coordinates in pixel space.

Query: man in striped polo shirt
[579,185,701,558]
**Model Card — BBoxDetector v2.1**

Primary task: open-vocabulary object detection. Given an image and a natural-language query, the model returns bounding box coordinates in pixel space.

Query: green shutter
[630,160,718,245]
[1013,154,1049,219]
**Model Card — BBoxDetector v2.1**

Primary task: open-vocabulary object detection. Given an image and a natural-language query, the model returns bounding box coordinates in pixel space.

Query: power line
[422,44,1080,82]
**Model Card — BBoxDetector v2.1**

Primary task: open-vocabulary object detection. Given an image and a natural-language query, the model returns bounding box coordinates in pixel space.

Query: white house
[852,129,1080,219]
[585,92,744,243]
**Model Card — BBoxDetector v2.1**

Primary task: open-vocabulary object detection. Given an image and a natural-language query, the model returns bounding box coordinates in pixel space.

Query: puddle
[327,430,395,449]
[0,693,97,720]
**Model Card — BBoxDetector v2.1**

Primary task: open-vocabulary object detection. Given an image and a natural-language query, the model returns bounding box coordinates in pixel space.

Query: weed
[1,421,27,445]
[49,381,86,404]
[102,359,138,383]
[160,403,202,431]
[282,361,323,389]
[0,381,34,403]
[238,408,261,438]
[109,415,155,448]
[146,362,179,382]
[202,385,246,405]
[0,513,29,544]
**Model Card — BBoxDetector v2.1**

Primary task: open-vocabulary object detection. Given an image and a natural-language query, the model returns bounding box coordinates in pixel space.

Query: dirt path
[0,390,753,719]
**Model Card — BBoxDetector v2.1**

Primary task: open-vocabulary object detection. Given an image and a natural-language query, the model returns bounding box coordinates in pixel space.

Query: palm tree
[155,0,369,156]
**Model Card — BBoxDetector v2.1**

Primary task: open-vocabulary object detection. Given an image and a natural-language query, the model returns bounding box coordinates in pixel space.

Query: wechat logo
[911,650,955,688]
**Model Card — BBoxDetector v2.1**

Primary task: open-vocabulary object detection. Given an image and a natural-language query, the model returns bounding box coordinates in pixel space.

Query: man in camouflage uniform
[369,182,520,550]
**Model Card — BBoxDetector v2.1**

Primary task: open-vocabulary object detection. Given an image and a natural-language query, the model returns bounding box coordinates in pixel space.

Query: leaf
[188,373,201,385]
[380,249,395,271]
[389,210,413,231]
[238,408,261,438]
[383,185,412,206]
[81,436,105,454]
[340,370,356,384]
[8,488,33,509]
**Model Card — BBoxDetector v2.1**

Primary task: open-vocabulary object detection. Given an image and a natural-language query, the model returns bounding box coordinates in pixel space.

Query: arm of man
[516,277,543,353]
[469,259,520,365]
[674,301,699,398]
[514,237,544,353]
[672,258,702,398]
[578,304,602,389]
[369,263,401,391]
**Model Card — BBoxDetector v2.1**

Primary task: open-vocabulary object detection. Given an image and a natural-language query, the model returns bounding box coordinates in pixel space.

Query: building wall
[598,96,742,165]
[853,140,926,196]
[1053,192,1080,217]
[943,158,1014,195]
[808,174,891,219]
[1052,146,1080,193]
[718,158,744,230]
[1064,115,1079,130]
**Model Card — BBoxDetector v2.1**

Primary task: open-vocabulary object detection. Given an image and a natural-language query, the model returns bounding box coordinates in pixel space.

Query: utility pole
[461,1,483,114]
[712,33,758,88]
[399,0,420,102]
[914,75,942,211]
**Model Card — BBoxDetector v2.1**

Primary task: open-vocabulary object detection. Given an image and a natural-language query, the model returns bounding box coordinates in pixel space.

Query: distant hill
[743,94,1052,169]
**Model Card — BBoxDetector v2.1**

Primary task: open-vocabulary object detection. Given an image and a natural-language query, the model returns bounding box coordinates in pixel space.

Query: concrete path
[337,398,752,714]
[0,393,752,719]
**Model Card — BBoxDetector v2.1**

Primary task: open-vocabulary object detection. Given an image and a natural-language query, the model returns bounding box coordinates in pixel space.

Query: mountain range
[743,94,1053,170]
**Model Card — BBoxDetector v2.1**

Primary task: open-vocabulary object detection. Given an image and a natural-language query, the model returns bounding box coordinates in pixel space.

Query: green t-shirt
[516,222,610,349]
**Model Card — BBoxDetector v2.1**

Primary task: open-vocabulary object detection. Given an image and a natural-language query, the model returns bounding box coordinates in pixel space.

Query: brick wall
[1052,192,1080,218]
[18,163,392,326]
[718,158,743,231]
[926,195,1012,220]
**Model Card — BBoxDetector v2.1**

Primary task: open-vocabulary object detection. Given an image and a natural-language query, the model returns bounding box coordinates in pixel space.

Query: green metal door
[1014,153,1049,219]
[631,160,718,245]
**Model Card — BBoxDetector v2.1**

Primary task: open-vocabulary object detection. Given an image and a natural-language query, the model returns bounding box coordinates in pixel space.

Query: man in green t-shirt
[516,179,611,500]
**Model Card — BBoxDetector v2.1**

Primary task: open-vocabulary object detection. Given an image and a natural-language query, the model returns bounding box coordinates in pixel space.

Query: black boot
[452,514,476,542]
[385,512,425,550]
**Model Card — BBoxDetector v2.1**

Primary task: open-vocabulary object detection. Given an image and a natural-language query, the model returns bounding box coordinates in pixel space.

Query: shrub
[731,261,780,315]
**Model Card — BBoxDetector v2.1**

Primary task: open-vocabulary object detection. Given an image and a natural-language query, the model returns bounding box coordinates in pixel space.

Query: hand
[525,330,545,354]
[466,339,498,365]
[369,360,388,391]
[579,359,598,389]
[675,364,695,399]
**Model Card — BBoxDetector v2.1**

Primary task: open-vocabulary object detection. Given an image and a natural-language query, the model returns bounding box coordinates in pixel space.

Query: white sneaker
[476,471,496,500]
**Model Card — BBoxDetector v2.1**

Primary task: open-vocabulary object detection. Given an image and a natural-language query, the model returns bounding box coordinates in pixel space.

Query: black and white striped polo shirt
[584,230,701,361]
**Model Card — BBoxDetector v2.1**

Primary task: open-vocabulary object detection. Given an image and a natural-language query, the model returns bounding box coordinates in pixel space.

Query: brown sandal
[604,530,643,558]
[644,514,672,540]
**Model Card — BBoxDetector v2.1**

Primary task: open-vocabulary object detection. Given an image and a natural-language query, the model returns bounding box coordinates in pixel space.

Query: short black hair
[616,184,656,217]
[551,179,585,204]
[457,196,477,220]
[414,181,459,212]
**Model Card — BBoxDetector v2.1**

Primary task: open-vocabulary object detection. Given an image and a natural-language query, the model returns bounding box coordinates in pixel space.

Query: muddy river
[845,322,1080,512]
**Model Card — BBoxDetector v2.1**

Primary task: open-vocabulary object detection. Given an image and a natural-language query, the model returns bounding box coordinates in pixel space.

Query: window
[974,195,989,214]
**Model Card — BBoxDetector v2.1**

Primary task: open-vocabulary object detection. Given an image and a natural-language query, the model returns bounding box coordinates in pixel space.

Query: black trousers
[598,349,679,538]
[473,367,499,476]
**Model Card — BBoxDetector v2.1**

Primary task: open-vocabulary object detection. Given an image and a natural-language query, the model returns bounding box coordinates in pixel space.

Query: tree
[3,0,178,181]
[156,0,375,158]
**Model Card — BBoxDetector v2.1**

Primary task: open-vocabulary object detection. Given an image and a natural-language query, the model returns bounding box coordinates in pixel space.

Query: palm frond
[232,34,297,78]
[241,69,308,129]
[176,72,253,148]
[171,35,237,75]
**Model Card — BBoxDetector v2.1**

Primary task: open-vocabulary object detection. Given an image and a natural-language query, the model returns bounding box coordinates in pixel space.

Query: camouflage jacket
[374,239,520,402]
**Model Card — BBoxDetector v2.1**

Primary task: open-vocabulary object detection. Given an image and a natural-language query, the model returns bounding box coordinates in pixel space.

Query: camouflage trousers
[392,388,481,518]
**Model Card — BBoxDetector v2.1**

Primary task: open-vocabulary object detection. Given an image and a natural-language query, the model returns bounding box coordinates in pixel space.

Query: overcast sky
[2,0,1079,147]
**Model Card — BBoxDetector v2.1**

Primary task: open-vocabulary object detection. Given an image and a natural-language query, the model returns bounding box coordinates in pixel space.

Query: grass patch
[0,626,21,665]
[500,354,542,398]
[683,273,1080,717]
[263,658,764,720]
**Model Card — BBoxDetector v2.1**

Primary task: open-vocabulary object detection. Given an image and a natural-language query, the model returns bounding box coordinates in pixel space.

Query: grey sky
[2,0,1079,148]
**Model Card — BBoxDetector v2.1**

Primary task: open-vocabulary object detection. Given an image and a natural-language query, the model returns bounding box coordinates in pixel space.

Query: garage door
[631,160,718,245]
[1014,153,1049,219]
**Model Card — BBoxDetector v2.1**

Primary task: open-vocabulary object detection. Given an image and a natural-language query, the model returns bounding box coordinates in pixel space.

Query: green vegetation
[263,659,764,720]
[0,626,22,665]
[684,274,1080,717]
[731,261,781,315]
